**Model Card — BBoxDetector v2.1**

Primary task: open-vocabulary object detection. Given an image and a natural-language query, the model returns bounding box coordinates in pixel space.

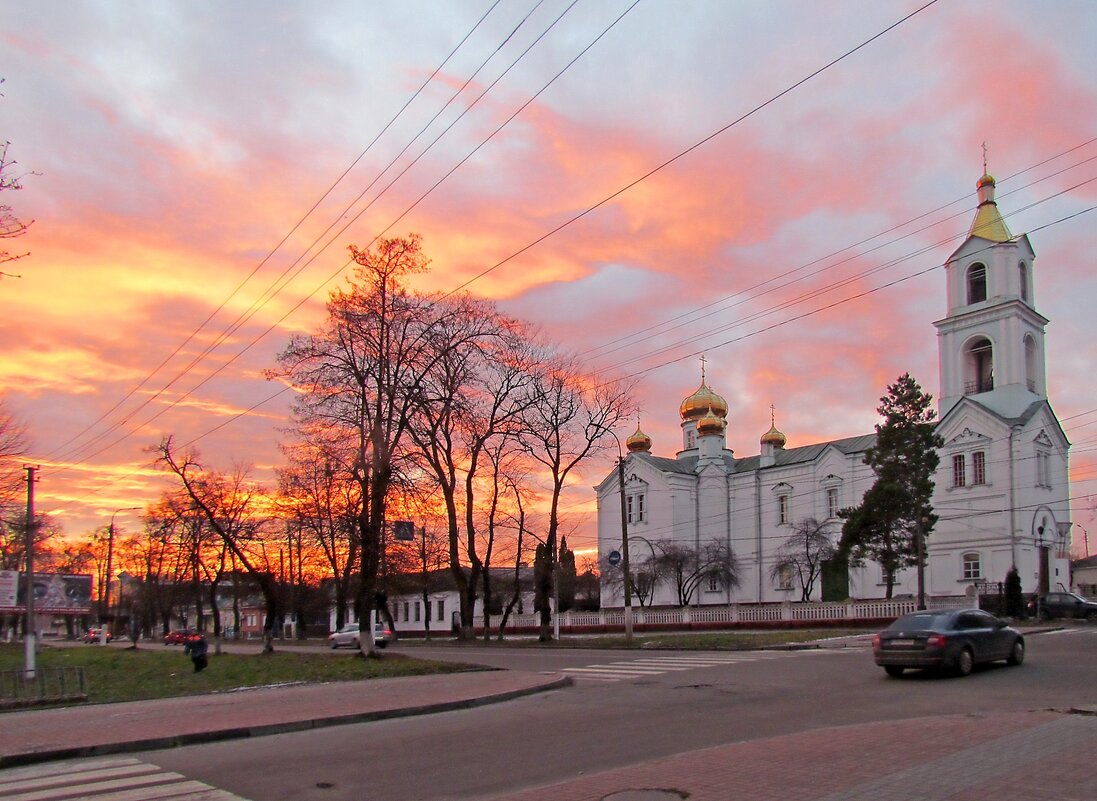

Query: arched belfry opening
[967,263,987,304]
[964,337,994,395]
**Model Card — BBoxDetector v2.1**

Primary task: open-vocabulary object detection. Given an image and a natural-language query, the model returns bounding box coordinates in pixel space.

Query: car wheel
[1086,611,1097,623]
[377,641,387,649]
[330,641,338,649]
[884,665,904,678]
[1038,608,1051,622]
[955,647,974,677]
[352,638,359,649]
[1007,638,1025,666]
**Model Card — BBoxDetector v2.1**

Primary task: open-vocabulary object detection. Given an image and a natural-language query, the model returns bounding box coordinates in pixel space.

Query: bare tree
[276,432,360,632]
[770,518,837,602]
[155,437,281,652]
[654,539,741,608]
[0,397,29,544]
[519,362,632,640]
[271,235,465,654]
[406,298,536,639]
[600,549,662,609]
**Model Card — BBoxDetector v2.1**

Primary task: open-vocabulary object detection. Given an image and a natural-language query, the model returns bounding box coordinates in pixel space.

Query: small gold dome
[680,382,728,421]
[977,172,996,190]
[626,424,652,453]
[697,406,725,436]
[760,423,786,448]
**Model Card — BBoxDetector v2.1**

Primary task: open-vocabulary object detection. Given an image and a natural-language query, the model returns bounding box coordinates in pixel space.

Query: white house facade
[596,171,1072,607]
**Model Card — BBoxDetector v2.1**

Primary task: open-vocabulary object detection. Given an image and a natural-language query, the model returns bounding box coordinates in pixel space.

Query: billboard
[0,571,93,614]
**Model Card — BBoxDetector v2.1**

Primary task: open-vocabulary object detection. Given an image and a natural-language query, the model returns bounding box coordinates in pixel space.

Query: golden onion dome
[760,423,786,448]
[977,172,995,190]
[697,406,725,436]
[679,381,728,421]
[625,424,652,453]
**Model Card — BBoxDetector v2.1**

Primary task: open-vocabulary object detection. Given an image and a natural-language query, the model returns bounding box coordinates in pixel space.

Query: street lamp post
[101,507,139,645]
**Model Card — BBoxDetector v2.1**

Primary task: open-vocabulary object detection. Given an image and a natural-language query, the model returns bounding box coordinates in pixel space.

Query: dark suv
[1028,592,1097,621]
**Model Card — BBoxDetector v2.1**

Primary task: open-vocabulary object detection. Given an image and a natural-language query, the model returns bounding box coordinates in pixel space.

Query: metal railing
[0,666,87,709]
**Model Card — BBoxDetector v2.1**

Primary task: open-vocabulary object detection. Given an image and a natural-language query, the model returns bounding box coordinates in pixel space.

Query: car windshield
[340,624,358,632]
[886,613,952,630]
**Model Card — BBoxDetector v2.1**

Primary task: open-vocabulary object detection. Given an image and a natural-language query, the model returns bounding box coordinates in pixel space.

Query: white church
[596,171,1072,607]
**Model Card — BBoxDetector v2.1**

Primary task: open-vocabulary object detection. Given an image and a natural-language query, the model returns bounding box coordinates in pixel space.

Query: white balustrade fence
[469,597,971,634]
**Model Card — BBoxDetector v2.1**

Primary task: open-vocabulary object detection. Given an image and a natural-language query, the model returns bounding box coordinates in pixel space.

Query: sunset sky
[3,0,1096,557]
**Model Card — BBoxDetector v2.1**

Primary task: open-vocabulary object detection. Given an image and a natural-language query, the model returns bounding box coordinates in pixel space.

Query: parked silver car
[328,621,391,649]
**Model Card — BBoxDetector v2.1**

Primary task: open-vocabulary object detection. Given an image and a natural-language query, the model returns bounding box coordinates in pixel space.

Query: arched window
[1018,261,1029,303]
[967,263,987,304]
[962,552,982,581]
[1024,334,1037,392]
[964,337,994,394]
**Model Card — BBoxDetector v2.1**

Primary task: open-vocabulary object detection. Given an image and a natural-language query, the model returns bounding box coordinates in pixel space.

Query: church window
[1035,451,1050,488]
[706,575,720,593]
[627,493,646,523]
[972,451,986,485]
[1025,335,1037,393]
[777,494,789,525]
[826,487,839,519]
[1019,261,1029,303]
[962,552,982,581]
[686,430,695,449]
[967,264,987,304]
[775,564,793,591]
[952,454,966,488]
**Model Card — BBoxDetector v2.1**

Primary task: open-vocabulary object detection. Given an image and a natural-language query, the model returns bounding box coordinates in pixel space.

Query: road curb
[0,674,571,769]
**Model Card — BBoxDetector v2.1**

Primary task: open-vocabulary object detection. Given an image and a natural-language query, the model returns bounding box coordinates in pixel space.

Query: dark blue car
[873,609,1024,678]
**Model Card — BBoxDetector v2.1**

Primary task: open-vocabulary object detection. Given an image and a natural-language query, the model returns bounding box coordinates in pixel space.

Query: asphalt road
[139,627,1097,801]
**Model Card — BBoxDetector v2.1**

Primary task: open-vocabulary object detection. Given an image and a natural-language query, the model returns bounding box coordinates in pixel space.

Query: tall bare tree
[407,304,537,639]
[155,437,280,652]
[770,518,837,602]
[519,362,631,640]
[271,235,460,654]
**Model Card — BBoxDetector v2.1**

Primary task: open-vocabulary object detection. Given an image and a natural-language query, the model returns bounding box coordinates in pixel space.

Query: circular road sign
[607,550,621,567]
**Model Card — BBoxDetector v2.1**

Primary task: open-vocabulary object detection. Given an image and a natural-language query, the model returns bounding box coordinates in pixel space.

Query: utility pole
[916,516,927,611]
[102,507,139,644]
[23,465,37,680]
[618,456,634,643]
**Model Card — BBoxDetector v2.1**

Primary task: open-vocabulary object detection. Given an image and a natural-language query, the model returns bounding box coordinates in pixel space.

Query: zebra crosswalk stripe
[0,756,253,801]
[560,648,842,682]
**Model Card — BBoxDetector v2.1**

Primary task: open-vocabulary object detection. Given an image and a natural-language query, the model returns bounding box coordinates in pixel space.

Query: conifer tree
[840,373,943,598]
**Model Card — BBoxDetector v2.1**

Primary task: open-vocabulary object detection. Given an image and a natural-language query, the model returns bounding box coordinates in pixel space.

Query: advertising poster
[0,572,93,614]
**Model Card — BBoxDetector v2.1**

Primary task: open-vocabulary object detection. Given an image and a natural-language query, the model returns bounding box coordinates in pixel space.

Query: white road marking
[561,649,841,683]
[0,755,253,801]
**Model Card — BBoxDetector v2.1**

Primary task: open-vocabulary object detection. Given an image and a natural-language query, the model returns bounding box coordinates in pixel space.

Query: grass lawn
[0,643,478,708]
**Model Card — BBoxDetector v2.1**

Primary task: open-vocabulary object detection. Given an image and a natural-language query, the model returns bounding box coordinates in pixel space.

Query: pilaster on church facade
[596,169,1072,608]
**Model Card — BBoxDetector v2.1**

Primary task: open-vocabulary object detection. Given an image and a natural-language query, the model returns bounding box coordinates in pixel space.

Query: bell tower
[934,170,1047,419]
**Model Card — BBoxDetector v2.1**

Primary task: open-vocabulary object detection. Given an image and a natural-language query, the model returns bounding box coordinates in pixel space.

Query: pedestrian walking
[184,632,209,673]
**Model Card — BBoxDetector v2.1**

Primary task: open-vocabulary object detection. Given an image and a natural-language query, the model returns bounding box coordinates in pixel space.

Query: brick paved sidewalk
[0,669,567,768]
[493,710,1097,801]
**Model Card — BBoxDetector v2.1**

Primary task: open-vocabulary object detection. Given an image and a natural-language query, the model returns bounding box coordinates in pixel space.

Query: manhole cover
[601,790,688,800]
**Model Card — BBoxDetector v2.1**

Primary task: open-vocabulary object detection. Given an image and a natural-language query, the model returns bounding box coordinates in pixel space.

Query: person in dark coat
[184,633,209,673]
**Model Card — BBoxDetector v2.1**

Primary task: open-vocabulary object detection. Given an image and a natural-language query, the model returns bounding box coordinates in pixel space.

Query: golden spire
[697,404,725,436]
[761,404,786,448]
[626,415,652,453]
[969,148,1012,243]
[679,358,728,421]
